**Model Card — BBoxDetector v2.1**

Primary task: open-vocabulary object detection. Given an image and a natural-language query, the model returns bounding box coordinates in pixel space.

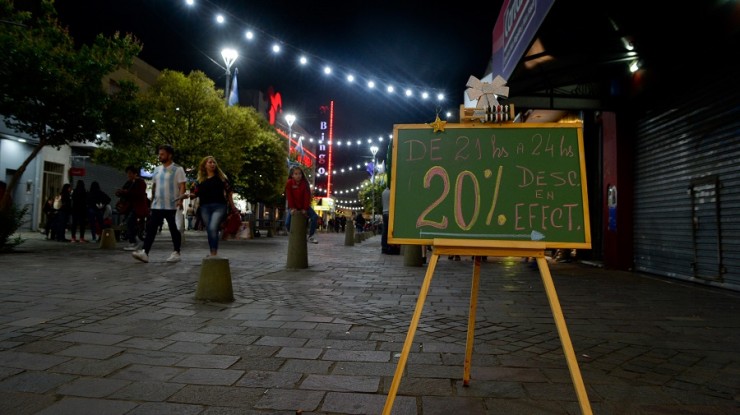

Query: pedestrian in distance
[42,196,56,240]
[132,144,186,263]
[354,212,366,234]
[86,181,111,242]
[53,183,72,242]
[69,179,89,243]
[116,166,150,251]
[285,166,318,244]
[189,155,236,257]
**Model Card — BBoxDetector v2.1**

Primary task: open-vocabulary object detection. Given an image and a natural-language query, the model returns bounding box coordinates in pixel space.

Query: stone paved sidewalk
[0,229,738,414]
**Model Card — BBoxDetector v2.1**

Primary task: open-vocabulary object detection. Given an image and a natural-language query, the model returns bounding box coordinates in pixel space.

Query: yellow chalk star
[429,115,447,133]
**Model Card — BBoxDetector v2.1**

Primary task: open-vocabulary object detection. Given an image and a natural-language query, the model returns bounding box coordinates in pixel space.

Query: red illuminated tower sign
[317,102,334,198]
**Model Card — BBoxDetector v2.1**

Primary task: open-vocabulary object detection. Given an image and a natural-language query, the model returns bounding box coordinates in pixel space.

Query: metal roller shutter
[633,71,740,291]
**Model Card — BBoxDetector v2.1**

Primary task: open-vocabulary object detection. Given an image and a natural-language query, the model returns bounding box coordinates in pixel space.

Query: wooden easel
[382,239,593,415]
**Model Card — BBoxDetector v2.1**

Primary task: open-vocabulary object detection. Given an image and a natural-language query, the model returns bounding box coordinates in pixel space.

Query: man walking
[132,144,186,263]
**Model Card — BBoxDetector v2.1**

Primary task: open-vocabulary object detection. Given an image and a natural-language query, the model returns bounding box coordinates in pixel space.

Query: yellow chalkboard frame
[388,122,591,249]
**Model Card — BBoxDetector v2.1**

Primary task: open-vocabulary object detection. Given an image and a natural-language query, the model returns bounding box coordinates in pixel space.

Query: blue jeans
[286,207,318,237]
[200,203,227,254]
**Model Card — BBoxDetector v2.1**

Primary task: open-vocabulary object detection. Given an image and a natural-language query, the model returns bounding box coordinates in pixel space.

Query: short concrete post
[99,228,117,249]
[344,220,354,246]
[195,257,234,302]
[287,214,308,269]
[403,245,424,267]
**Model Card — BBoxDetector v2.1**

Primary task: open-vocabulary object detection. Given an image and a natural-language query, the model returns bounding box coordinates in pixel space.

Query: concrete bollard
[354,233,362,243]
[403,245,424,267]
[99,228,117,249]
[344,221,354,246]
[195,257,234,302]
[287,213,308,269]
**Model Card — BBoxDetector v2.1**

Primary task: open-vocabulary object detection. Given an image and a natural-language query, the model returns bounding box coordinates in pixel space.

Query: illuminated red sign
[69,167,86,176]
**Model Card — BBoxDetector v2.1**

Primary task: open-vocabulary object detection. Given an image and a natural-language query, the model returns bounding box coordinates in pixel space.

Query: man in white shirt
[132,144,186,263]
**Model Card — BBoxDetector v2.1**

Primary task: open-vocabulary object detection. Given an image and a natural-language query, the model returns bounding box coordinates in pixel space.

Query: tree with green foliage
[95,69,288,209]
[0,0,141,210]
[228,106,286,206]
[95,70,227,173]
[358,173,386,216]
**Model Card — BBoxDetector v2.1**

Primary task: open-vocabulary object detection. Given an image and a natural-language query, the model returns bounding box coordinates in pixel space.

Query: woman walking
[191,156,236,257]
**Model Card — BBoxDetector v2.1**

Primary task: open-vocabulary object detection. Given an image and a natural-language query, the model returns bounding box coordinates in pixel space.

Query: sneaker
[79,238,89,243]
[132,249,149,263]
[166,251,181,263]
[123,243,138,251]
[308,236,318,244]
[70,237,78,243]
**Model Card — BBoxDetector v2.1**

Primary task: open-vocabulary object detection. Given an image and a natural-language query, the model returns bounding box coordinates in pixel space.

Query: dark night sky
[54,0,502,138]
[53,0,504,195]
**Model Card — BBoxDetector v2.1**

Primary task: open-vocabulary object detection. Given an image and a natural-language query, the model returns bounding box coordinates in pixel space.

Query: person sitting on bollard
[285,166,318,244]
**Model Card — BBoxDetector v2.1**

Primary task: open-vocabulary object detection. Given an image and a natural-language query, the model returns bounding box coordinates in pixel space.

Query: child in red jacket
[285,166,319,243]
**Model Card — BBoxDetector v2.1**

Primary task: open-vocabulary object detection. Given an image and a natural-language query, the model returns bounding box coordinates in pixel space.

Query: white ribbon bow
[465,75,509,121]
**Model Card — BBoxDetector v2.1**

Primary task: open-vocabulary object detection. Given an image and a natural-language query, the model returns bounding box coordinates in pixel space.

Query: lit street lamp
[370,145,379,222]
[221,48,238,105]
[285,113,296,157]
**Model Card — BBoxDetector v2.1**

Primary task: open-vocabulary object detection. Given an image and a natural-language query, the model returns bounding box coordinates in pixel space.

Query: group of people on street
[44,180,113,243]
[43,144,327,262]
[129,145,240,263]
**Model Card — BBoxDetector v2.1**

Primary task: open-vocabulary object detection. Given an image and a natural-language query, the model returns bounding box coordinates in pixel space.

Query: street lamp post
[370,145,379,223]
[221,48,238,105]
[285,113,296,157]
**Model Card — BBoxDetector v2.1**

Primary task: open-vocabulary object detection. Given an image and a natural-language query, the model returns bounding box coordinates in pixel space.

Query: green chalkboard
[388,122,591,249]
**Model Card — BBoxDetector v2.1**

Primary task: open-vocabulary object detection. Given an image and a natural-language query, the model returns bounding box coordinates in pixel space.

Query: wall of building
[633,68,740,291]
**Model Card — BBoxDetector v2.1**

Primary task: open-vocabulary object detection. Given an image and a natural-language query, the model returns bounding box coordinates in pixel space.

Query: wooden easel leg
[463,256,481,386]
[536,257,593,415]
[382,253,439,415]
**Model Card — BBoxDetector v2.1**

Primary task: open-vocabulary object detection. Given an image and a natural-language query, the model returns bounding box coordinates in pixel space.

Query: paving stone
[254,335,308,348]
[235,370,301,388]
[169,384,265,407]
[276,346,323,359]
[253,388,325,412]
[1,231,739,414]
[57,344,125,359]
[279,359,333,374]
[57,377,130,397]
[121,401,204,415]
[420,395,487,415]
[109,381,185,401]
[53,331,131,345]
[321,391,417,414]
[176,354,241,369]
[170,368,244,385]
[300,374,380,392]
[0,370,75,393]
[0,351,71,370]
[33,396,137,415]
